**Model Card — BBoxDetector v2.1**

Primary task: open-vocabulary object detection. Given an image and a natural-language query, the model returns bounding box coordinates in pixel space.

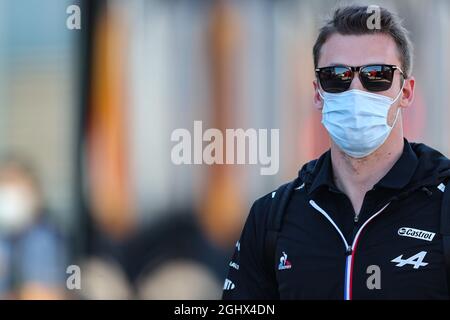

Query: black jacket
[222,140,450,299]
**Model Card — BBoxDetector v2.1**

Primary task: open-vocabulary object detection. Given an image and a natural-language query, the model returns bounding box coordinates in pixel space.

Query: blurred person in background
[0,156,67,299]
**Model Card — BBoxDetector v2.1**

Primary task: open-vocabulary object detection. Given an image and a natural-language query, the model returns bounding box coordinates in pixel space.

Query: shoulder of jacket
[250,178,302,218]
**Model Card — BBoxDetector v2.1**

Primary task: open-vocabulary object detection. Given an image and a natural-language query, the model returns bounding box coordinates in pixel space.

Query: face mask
[318,86,404,158]
[0,185,35,235]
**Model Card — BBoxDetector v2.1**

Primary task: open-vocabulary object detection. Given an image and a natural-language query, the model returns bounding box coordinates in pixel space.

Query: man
[222,5,450,299]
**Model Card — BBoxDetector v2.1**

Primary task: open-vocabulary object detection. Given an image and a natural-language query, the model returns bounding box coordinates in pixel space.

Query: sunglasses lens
[318,66,352,93]
[360,65,394,92]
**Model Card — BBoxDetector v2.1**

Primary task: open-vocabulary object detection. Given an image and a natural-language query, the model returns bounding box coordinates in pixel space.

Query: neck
[330,123,404,214]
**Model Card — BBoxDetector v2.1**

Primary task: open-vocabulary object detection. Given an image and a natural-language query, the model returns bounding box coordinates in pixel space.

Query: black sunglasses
[315,64,405,93]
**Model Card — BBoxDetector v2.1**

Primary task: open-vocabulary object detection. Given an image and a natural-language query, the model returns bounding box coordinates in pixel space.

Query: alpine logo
[278,251,292,270]
[397,227,436,242]
[391,251,428,269]
[223,278,235,290]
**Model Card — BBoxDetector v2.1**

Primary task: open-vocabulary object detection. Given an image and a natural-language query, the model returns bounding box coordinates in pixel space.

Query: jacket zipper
[309,200,391,300]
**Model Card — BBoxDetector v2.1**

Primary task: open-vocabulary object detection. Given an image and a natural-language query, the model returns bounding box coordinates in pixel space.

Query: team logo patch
[278,251,292,270]
[391,251,428,269]
[397,227,435,242]
[223,278,235,290]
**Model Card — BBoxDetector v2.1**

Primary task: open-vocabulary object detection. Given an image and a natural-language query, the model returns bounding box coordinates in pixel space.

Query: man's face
[313,33,415,127]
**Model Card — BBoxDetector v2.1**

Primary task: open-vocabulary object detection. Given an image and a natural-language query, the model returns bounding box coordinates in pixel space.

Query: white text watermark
[171,121,279,176]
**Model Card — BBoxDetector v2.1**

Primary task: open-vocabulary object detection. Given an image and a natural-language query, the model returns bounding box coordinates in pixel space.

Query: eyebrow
[326,62,388,67]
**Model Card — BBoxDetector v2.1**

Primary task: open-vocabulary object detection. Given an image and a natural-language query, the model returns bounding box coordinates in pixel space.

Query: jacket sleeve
[221,195,279,300]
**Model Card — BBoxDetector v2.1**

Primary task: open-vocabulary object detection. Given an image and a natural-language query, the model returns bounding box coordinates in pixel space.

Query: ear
[313,80,324,111]
[399,76,415,108]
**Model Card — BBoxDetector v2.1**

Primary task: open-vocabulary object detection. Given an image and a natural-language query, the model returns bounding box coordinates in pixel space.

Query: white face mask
[318,86,404,158]
[0,185,35,235]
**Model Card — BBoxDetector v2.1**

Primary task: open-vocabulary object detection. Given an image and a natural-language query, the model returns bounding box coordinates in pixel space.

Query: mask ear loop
[316,80,325,100]
[392,80,406,104]
[389,80,406,128]
[318,89,325,100]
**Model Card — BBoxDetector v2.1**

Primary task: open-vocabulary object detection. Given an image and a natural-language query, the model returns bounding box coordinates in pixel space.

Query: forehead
[318,33,401,67]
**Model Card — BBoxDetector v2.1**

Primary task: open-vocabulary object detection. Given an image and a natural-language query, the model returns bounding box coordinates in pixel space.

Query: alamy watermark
[366,264,381,290]
[171,121,279,175]
[66,5,81,30]
[366,5,381,30]
[66,265,81,290]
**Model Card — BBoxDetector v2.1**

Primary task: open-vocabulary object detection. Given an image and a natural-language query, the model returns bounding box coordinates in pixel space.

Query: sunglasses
[315,64,405,93]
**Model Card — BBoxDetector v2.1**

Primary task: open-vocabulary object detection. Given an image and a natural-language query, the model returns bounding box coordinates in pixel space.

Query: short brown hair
[313,5,413,77]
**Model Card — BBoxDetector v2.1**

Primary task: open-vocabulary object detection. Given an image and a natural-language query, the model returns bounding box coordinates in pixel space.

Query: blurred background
[0,0,449,299]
